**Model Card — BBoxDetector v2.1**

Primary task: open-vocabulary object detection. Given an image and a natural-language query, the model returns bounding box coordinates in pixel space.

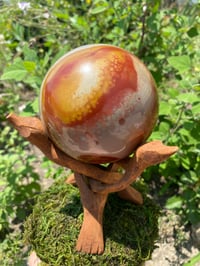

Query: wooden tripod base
[7,113,178,255]
[67,172,143,254]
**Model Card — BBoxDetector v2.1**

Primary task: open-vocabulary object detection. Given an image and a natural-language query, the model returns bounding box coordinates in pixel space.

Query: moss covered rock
[24,179,160,265]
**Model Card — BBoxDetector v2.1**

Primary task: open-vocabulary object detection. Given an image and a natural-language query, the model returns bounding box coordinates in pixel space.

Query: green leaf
[42,52,51,68]
[25,76,42,89]
[188,211,200,225]
[149,131,162,140]
[23,61,36,72]
[21,98,39,116]
[90,6,108,14]
[23,43,38,61]
[31,98,39,113]
[182,188,196,200]
[159,102,171,116]
[183,121,193,130]
[1,69,27,81]
[90,1,108,14]
[0,179,6,186]
[168,88,179,98]
[162,25,176,37]
[159,121,170,134]
[191,103,200,115]
[177,93,199,103]
[193,84,200,91]
[54,12,69,20]
[181,156,191,170]
[166,196,183,209]
[167,55,191,73]
[187,27,199,38]
[0,58,28,81]
[183,252,200,266]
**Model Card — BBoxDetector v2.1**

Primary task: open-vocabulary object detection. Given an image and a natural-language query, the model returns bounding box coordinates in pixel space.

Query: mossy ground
[24,178,160,266]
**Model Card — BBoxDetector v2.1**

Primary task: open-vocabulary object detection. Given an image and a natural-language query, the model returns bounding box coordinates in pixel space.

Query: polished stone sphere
[40,44,158,164]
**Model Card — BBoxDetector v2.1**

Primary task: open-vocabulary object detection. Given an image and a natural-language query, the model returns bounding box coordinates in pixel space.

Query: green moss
[24,178,160,266]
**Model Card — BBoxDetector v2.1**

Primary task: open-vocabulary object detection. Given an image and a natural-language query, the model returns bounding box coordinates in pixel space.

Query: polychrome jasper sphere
[40,44,158,164]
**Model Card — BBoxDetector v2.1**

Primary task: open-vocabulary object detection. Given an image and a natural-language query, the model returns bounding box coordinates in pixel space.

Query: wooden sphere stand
[7,113,178,255]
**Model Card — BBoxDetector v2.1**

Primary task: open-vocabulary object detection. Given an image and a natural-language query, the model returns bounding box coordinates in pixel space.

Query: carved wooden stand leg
[117,186,143,205]
[74,172,144,254]
[74,172,108,254]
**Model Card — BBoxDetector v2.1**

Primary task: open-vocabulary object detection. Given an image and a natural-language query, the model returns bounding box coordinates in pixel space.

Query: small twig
[165,104,185,142]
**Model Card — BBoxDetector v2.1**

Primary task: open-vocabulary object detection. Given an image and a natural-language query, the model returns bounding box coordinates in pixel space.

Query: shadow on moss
[24,178,160,266]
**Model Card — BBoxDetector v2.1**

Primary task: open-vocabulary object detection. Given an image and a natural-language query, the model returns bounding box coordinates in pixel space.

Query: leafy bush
[148,54,200,225]
[0,125,41,234]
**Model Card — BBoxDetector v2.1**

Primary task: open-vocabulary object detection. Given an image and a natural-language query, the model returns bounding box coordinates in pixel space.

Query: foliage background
[0,0,199,265]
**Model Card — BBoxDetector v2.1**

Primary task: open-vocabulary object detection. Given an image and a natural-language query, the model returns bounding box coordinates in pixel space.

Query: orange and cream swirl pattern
[40,44,158,164]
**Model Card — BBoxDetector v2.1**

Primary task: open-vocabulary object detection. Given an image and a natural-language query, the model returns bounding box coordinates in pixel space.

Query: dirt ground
[145,211,200,266]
